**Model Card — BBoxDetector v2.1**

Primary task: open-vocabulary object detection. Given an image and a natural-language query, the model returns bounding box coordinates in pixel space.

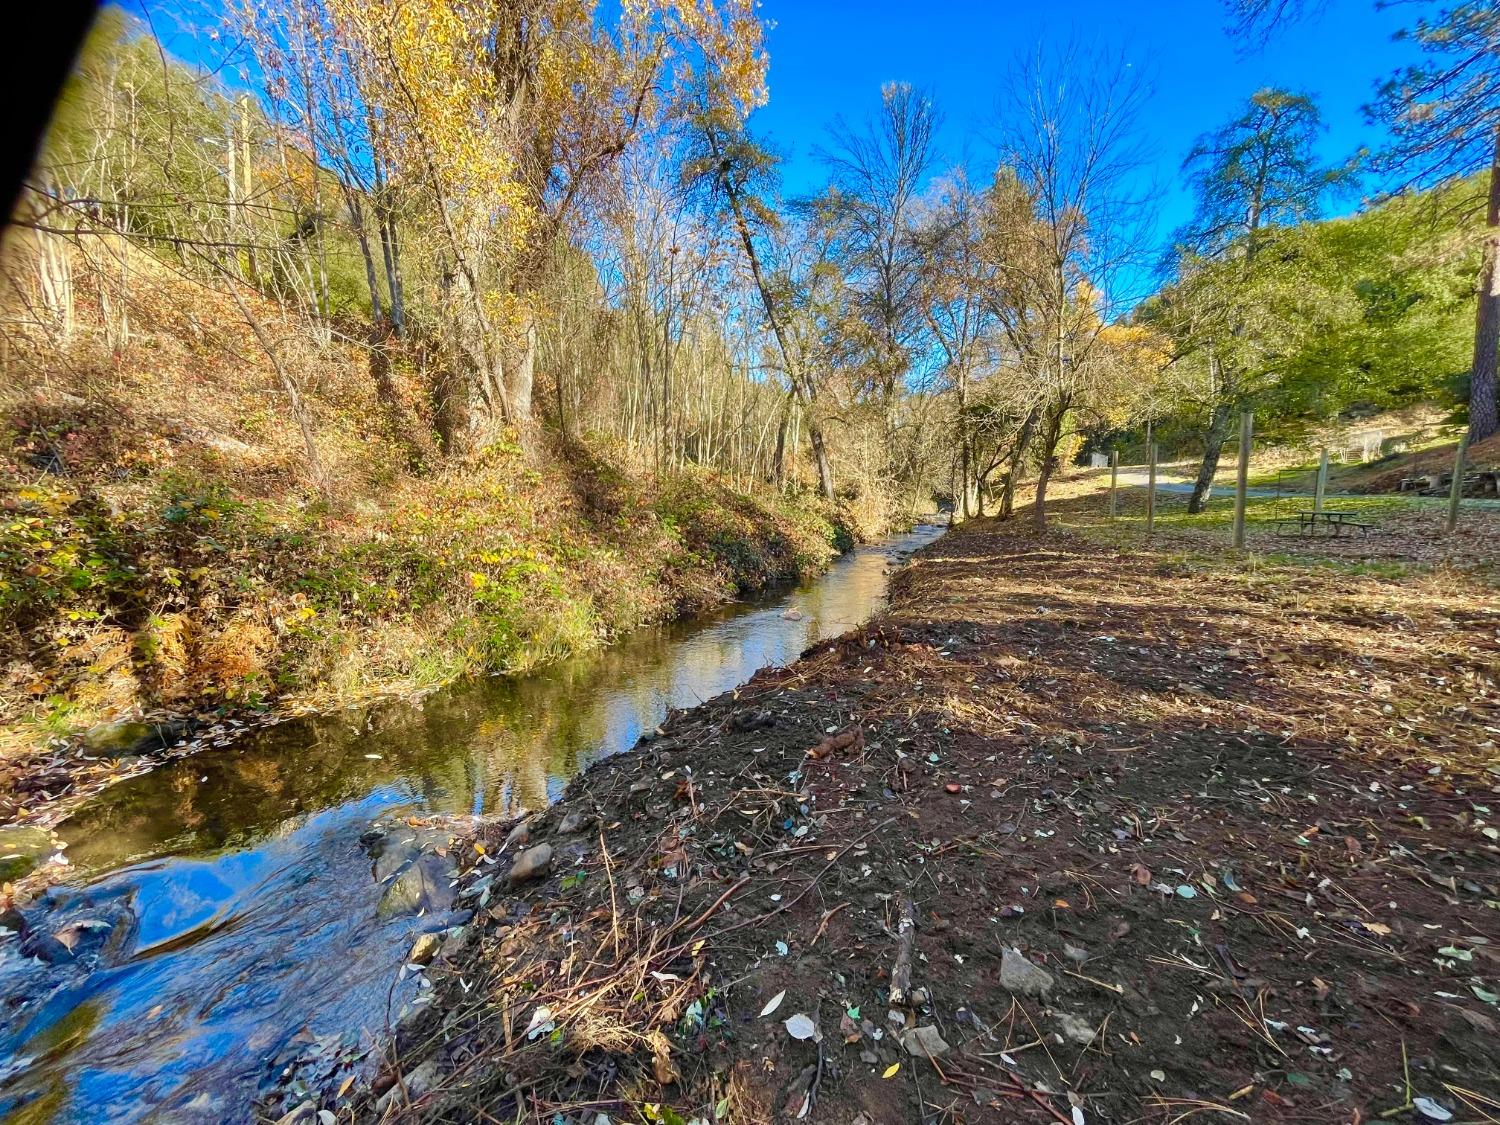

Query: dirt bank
[312,519,1499,1125]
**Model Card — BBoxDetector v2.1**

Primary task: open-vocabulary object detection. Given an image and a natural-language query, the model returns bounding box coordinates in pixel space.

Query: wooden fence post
[1109,447,1119,519]
[1447,435,1469,534]
[1314,448,1329,515]
[1232,410,1253,550]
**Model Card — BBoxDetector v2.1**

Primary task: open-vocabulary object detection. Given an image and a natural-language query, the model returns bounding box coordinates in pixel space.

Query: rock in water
[999,948,1055,997]
[80,719,187,759]
[22,929,75,964]
[408,933,440,965]
[81,720,155,757]
[508,843,552,886]
[377,854,456,920]
[275,1102,317,1125]
[372,835,421,882]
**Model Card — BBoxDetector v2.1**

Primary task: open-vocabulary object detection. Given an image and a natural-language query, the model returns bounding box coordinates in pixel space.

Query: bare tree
[820,83,940,445]
[990,45,1156,529]
[684,94,837,500]
[1225,0,1328,46]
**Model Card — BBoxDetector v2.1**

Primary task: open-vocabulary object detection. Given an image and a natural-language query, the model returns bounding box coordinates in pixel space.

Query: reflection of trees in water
[63,533,932,872]
[0,997,101,1123]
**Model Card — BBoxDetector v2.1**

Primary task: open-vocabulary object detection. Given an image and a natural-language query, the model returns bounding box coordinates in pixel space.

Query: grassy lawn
[1042,469,1500,574]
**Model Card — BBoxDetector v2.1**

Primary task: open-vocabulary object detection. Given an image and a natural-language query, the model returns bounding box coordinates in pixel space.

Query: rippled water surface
[0,524,945,1124]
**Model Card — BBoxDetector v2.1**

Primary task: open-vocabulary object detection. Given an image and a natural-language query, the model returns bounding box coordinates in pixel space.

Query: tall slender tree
[683,90,837,499]
[1170,88,1340,511]
[819,83,940,445]
[1369,3,1500,441]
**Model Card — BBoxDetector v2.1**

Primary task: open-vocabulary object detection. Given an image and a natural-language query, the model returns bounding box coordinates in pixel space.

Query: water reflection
[0,524,943,1123]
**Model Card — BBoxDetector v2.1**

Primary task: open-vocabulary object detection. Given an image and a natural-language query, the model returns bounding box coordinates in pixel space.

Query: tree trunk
[1031,401,1066,530]
[1188,402,1236,514]
[1000,406,1040,520]
[507,315,537,420]
[958,367,972,518]
[228,284,326,491]
[809,423,836,502]
[772,404,788,489]
[1469,127,1500,443]
[345,187,384,327]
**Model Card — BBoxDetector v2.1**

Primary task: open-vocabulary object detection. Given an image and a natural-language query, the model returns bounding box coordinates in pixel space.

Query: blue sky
[752,0,1422,241]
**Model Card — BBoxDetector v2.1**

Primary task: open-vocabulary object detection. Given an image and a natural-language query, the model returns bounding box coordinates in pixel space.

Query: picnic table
[1273,509,1374,538]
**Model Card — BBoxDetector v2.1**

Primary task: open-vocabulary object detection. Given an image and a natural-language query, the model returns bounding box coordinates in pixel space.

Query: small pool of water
[0,524,945,1124]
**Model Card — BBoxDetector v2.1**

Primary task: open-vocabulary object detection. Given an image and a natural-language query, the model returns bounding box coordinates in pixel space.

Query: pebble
[375,1060,439,1113]
[274,1102,316,1125]
[504,820,531,851]
[999,948,1055,997]
[900,1025,951,1058]
[1054,1012,1097,1045]
[557,811,593,836]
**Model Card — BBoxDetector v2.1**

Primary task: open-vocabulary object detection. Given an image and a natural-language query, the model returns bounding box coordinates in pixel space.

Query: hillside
[0,243,862,786]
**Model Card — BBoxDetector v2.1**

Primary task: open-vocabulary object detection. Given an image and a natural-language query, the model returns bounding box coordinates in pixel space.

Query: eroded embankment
[302,518,1497,1125]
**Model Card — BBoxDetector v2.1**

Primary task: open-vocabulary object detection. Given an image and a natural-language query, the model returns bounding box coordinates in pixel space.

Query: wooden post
[1232,410,1253,550]
[1447,434,1469,534]
[1109,447,1119,519]
[1146,428,1157,536]
[1313,448,1329,515]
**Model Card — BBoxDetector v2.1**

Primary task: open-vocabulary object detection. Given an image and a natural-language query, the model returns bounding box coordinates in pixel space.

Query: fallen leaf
[760,990,786,1017]
[882,1063,900,1078]
[784,1013,818,1041]
[1414,1097,1453,1121]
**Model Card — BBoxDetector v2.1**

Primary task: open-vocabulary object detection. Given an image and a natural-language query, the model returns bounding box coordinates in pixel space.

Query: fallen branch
[889,893,918,1007]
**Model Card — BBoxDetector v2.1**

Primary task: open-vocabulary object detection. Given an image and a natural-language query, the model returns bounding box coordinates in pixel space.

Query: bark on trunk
[1032,402,1066,531]
[1469,128,1500,443]
[1188,402,1235,514]
[810,424,836,502]
[1000,406,1040,520]
[508,316,538,421]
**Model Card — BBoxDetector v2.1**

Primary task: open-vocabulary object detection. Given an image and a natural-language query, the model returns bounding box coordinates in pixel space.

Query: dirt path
[327,519,1500,1125]
[1115,468,1296,499]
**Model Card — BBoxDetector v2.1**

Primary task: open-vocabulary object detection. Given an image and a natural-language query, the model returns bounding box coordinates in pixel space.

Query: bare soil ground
[346,518,1500,1125]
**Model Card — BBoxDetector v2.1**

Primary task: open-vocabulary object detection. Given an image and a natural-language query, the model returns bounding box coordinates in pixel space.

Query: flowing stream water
[0,524,946,1124]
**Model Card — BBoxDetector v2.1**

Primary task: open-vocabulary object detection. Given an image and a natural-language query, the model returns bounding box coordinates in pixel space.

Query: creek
[0,524,945,1123]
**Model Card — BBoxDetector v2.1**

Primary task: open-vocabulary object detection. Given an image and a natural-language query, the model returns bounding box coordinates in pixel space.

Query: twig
[1060,967,1123,994]
[809,902,849,947]
[599,826,622,961]
[659,875,750,945]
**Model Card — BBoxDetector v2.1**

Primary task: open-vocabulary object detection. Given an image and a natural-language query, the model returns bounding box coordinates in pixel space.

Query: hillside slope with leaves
[0,248,858,792]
